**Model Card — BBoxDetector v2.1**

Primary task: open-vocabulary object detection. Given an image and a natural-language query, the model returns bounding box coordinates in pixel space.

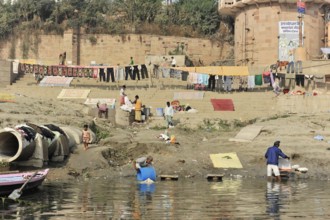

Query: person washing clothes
[265,141,290,181]
[133,156,153,171]
[133,95,142,123]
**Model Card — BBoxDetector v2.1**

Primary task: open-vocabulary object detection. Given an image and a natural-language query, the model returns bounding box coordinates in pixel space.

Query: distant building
[219,0,330,66]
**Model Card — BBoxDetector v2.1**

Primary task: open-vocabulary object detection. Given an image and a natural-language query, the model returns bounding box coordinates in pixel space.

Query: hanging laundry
[38,66,44,75]
[141,64,149,79]
[262,71,271,84]
[13,61,19,74]
[20,63,25,72]
[181,71,189,81]
[170,69,182,80]
[255,74,262,86]
[92,67,98,78]
[124,66,133,80]
[107,68,115,82]
[304,75,314,80]
[78,67,83,77]
[99,68,105,81]
[132,65,140,80]
[67,67,72,77]
[295,74,305,87]
[162,67,171,78]
[83,68,89,78]
[63,67,68,77]
[53,66,59,76]
[198,74,209,85]
[224,76,233,92]
[247,75,255,89]
[33,64,39,74]
[116,66,124,81]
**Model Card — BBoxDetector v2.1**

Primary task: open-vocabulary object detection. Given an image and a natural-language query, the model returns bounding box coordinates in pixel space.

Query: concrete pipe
[0,128,36,162]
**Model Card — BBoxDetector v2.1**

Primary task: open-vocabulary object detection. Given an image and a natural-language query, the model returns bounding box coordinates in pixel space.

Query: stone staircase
[7,73,330,129]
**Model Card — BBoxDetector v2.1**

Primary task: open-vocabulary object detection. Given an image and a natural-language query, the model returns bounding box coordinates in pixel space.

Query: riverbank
[2,74,330,181]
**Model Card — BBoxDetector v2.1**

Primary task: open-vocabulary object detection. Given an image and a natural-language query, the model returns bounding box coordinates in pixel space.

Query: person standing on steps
[164,101,174,128]
[130,57,134,65]
[119,85,127,106]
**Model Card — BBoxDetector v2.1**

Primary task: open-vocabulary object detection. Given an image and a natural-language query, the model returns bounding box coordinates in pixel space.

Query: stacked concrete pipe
[0,124,96,166]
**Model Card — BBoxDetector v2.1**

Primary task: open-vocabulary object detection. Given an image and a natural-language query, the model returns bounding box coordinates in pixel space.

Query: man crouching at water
[265,141,290,181]
[133,156,153,171]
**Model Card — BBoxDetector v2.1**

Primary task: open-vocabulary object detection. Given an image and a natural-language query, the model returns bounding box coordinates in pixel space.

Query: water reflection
[266,181,293,219]
[1,179,330,219]
[266,182,281,218]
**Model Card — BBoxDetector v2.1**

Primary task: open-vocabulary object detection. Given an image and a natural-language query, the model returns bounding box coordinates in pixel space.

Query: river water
[1,177,330,219]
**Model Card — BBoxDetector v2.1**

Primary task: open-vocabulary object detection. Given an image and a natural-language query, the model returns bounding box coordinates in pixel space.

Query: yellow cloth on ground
[210,152,243,168]
[0,93,15,102]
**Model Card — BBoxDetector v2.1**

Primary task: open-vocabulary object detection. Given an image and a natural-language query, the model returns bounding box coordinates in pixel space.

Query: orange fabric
[119,96,125,105]
[135,99,142,111]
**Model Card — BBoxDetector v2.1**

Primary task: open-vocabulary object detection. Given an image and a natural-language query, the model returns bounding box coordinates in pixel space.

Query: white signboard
[278,21,304,61]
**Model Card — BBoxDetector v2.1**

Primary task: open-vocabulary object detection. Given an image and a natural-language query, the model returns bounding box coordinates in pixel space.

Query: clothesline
[172,66,249,76]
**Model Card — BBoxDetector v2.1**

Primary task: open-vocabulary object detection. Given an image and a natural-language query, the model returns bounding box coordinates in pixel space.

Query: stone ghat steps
[9,73,330,124]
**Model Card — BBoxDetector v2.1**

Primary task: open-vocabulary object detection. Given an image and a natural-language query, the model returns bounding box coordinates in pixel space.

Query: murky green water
[1,178,330,219]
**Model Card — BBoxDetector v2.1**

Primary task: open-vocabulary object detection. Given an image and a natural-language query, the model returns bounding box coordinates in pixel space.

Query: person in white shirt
[119,85,126,105]
[164,101,174,128]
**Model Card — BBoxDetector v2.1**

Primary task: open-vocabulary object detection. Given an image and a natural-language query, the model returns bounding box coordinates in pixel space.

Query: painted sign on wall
[278,21,304,61]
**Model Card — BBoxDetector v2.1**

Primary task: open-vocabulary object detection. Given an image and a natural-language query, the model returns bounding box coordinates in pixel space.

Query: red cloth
[211,99,235,111]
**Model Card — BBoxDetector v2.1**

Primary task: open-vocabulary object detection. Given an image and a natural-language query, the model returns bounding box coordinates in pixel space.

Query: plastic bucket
[156,108,164,117]
[136,166,156,181]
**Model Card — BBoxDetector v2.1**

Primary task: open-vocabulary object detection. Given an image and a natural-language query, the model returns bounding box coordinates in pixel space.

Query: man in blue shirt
[265,141,290,181]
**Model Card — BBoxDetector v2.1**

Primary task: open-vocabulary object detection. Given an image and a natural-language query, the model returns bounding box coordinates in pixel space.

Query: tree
[172,0,220,35]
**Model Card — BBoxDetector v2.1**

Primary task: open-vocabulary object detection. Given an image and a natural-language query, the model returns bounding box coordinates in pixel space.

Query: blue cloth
[265,146,288,165]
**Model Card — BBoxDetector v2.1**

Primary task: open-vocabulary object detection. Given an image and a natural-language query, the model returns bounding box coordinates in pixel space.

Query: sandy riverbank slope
[1,74,330,181]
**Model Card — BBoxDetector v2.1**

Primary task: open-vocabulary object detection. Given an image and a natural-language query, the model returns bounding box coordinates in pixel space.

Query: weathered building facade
[219,0,330,67]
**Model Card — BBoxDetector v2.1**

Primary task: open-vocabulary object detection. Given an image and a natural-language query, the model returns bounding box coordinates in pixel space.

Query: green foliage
[217,119,230,131]
[261,114,291,122]
[88,35,97,45]
[0,0,234,43]
[150,125,167,130]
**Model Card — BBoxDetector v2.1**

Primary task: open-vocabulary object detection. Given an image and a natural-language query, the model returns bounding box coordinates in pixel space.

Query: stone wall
[0,32,232,67]
[234,3,324,67]
[0,60,13,87]
[220,1,326,67]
